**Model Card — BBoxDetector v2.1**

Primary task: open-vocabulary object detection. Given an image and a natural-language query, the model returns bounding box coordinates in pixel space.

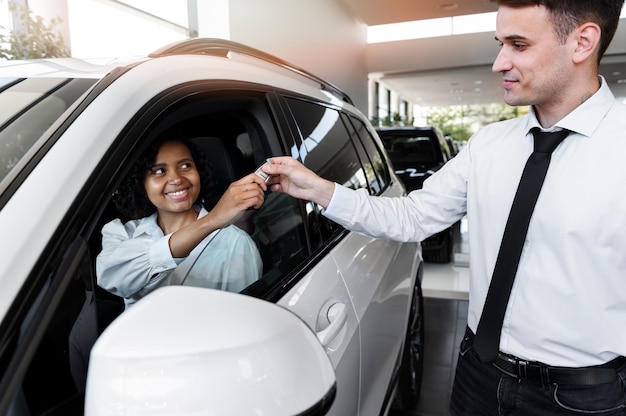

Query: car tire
[392,277,424,410]
[423,230,452,263]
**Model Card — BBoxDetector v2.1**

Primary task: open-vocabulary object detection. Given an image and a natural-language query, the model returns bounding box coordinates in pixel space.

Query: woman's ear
[572,22,601,64]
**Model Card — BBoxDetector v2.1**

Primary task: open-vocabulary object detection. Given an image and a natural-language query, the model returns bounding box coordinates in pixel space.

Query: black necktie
[473,127,570,362]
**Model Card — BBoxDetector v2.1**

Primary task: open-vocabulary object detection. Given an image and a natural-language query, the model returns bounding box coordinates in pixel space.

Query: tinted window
[284,97,374,251]
[285,97,367,190]
[345,115,389,195]
[0,78,96,186]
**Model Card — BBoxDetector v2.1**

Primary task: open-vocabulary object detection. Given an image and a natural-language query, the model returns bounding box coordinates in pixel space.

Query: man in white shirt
[262,0,626,414]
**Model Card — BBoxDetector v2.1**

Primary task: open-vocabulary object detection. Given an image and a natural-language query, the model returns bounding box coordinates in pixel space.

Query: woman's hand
[168,173,266,259]
[210,173,267,226]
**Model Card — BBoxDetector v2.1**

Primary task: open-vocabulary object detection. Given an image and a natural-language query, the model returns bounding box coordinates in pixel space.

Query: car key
[253,159,272,182]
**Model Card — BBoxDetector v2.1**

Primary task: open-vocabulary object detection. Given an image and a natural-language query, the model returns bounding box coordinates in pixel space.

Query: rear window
[285,97,368,190]
[0,77,96,186]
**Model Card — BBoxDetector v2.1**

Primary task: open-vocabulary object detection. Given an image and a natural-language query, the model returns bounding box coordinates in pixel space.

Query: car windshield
[381,135,438,164]
[0,77,97,190]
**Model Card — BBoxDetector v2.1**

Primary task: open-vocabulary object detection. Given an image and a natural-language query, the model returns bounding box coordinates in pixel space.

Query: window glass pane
[0,78,96,185]
[250,193,308,282]
[286,97,366,190]
[348,116,389,194]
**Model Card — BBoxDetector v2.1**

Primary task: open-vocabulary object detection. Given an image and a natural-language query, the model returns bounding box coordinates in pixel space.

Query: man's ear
[572,22,601,64]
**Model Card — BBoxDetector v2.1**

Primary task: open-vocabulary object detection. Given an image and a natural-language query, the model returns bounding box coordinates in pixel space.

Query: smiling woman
[95,134,266,309]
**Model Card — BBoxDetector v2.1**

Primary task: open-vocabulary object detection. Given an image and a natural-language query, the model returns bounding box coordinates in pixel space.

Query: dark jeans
[450,330,626,415]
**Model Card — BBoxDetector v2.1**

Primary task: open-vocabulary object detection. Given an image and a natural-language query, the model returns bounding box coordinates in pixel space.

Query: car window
[285,97,367,190]
[283,97,373,251]
[180,95,376,294]
[0,78,96,187]
[345,114,390,195]
[183,112,310,294]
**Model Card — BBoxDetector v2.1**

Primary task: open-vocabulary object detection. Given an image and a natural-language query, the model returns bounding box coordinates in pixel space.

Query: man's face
[492,5,572,108]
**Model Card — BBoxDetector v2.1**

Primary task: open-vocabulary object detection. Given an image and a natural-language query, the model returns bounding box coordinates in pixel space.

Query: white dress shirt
[324,77,626,366]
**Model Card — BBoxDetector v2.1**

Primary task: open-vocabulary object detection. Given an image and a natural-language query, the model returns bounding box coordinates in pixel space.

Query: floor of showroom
[391,217,470,416]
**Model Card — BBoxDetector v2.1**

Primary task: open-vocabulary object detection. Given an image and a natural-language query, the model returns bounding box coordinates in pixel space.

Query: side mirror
[85,286,336,415]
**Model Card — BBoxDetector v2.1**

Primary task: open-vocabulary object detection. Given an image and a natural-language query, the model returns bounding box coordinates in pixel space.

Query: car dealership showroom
[1,0,626,415]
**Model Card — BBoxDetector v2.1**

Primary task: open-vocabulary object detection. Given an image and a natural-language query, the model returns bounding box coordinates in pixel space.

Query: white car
[0,38,424,415]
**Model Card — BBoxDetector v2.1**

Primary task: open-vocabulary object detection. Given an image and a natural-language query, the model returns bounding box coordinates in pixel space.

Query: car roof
[0,38,353,106]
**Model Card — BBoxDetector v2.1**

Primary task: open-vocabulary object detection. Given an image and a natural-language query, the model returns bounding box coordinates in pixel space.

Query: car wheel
[392,277,424,410]
[423,229,452,263]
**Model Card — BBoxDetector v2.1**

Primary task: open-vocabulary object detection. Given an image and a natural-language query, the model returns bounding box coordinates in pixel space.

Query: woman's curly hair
[112,134,216,220]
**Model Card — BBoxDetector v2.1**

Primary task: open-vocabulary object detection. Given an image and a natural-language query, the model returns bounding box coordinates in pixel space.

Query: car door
[340,115,421,415]
[277,96,421,415]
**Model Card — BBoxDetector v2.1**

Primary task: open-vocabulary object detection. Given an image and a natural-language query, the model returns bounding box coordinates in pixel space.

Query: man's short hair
[491,0,625,63]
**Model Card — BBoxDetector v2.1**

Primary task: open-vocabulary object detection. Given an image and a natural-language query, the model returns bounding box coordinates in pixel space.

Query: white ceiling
[339,0,626,107]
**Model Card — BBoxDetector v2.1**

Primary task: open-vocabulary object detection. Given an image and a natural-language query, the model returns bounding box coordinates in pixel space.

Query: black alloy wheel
[392,279,425,410]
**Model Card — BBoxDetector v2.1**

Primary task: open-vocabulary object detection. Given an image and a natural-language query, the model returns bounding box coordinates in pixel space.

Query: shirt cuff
[149,234,179,273]
[323,184,361,223]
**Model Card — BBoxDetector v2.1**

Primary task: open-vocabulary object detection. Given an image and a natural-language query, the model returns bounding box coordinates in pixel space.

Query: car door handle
[316,303,347,346]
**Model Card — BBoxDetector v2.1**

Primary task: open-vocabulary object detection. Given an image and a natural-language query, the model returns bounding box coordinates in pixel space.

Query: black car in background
[377,126,456,263]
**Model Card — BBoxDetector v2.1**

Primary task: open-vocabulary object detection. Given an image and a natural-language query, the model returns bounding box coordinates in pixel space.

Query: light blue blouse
[96,207,262,308]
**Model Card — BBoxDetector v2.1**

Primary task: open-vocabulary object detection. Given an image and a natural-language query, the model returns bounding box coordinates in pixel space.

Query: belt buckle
[517,359,528,380]
[495,353,528,381]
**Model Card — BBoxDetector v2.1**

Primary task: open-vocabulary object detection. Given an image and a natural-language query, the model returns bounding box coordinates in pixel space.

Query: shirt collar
[526,75,615,137]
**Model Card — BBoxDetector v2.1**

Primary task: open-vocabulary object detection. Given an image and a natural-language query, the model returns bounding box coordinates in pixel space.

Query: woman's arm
[167,172,267,258]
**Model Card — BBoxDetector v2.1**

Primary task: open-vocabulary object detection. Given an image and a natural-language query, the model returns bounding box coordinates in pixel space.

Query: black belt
[464,327,624,386]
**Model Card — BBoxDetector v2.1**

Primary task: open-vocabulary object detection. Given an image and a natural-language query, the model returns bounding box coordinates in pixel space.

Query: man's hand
[262,156,335,209]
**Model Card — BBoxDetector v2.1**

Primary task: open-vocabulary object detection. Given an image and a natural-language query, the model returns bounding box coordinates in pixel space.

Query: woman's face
[144,141,201,216]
